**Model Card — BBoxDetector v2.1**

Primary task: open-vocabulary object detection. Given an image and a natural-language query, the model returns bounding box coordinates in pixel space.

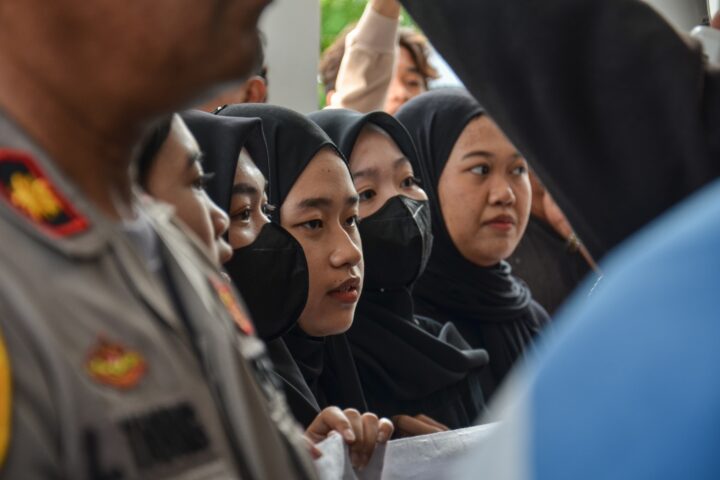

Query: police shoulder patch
[209,277,256,336]
[0,330,11,467]
[0,149,89,236]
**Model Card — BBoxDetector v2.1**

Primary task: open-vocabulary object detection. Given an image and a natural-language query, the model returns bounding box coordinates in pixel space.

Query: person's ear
[244,76,268,103]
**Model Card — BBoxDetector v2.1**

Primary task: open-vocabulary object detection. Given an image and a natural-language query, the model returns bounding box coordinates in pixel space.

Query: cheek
[229,225,252,249]
[440,175,486,240]
[358,202,375,220]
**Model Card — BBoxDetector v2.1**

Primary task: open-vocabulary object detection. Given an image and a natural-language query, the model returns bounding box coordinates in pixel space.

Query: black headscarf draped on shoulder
[309,108,488,427]
[396,89,550,401]
[217,104,367,427]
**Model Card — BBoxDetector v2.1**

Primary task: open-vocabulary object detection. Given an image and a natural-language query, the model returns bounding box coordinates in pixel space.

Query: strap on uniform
[0,329,11,467]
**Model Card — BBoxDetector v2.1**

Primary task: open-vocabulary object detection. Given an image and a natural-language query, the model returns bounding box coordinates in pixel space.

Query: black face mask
[224,222,309,341]
[359,196,433,291]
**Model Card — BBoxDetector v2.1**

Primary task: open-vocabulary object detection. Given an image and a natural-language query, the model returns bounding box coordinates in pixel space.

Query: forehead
[285,148,355,206]
[454,115,515,153]
[152,118,199,180]
[172,116,201,158]
[398,46,419,71]
[351,126,403,162]
[234,148,266,192]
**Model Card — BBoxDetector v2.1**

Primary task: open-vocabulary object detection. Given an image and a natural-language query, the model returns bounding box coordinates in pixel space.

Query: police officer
[0,0,355,478]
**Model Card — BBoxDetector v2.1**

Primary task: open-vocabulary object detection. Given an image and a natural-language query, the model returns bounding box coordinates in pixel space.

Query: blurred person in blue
[394,0,720,477]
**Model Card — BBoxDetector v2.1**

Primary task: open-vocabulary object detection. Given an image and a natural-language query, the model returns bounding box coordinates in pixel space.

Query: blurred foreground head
[0,0,271,119]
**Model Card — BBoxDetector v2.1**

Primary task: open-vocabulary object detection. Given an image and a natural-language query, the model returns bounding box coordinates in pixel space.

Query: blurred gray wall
[260,0,321,113]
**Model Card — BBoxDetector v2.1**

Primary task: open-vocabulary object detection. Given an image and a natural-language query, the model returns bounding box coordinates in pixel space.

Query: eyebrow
[297,195,359,210]
[352,157,410,180]
[462,151,525,162]
[462,150,493,161]
[231,182,260,196]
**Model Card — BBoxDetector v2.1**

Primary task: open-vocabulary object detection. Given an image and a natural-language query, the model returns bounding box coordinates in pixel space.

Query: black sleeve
[400,0,720,259]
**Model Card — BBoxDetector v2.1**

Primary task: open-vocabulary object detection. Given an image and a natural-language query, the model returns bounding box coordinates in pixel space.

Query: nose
[487,175,516,207]
[205,193,233,265]
[329,227,363,270]
[208,197,230,239]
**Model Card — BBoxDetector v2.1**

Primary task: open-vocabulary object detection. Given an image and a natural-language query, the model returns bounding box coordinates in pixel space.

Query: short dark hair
[136,115,173,189]
[319,25,439,94]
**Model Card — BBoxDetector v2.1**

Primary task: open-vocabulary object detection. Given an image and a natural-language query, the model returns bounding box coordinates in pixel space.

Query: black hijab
[310,108,488,427]
[183,110,306,342]
[396,89,550,401]
[217,104,368,427]
[181,110,268,213]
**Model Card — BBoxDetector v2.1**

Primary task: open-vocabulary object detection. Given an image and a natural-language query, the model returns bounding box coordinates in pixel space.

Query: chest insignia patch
[0,149,89,236]
[86,338,147,389]
[210,277,256,336]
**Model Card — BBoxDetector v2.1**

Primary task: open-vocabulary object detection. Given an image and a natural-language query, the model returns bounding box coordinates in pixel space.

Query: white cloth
[315,424,499,480]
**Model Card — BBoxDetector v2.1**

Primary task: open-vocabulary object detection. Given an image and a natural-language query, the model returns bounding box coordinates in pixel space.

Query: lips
[327,278,361,304]
[483,214,516,231]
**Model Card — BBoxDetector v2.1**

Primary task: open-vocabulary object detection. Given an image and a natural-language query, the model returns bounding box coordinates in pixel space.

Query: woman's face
[280,148,363,337]
[384,46,427,115]
[227,148,271,250]
[438,116,531,266]
[146,116,232,265]
[349,126,428,219]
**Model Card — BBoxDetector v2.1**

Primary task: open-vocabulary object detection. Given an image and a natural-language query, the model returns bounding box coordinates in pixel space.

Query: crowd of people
[0,0,719,478]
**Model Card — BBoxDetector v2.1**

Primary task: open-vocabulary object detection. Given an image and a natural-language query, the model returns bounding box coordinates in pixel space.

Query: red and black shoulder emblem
[209,276,256,336]
[0,149,89,236]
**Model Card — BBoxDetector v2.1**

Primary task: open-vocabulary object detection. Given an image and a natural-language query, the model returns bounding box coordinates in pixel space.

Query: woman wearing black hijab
[396,89,550,402]
[182,110,396,469]
[309,108,488,428]
[199,104,378,430]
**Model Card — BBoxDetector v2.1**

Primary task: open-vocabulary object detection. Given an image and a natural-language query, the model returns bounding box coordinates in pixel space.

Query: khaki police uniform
[0,112,318,480]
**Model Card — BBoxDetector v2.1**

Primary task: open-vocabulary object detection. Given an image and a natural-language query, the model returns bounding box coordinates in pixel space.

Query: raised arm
[329,0,401,112]
[400,0,720,259]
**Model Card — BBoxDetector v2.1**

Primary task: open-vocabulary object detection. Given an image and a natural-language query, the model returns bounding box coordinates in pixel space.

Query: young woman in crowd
[309,108,488,429]
[135,114,233,267]
[189,106,446,439]
[137,112,395,469]
[396,89,550,401]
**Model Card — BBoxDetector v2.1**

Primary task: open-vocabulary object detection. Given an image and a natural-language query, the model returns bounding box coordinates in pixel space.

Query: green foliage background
[320,0,416,51]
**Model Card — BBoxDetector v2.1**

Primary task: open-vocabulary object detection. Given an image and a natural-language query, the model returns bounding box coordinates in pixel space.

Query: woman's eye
[470,165,490,176]
[358,189,376,202]
[232,208,252,223]
[345,215,359,228]
[301,219,323,230]
[192,172,215,191]
[404,77,423,89]
[512,165,528,175]
[401,176,422,189]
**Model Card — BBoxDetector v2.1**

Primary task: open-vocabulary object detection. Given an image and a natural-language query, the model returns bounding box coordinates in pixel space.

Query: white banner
[314,424,499,480]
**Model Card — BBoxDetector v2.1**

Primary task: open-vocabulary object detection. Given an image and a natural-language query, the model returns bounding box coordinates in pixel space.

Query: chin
[324,314,354,336]
[299,313,354,337]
